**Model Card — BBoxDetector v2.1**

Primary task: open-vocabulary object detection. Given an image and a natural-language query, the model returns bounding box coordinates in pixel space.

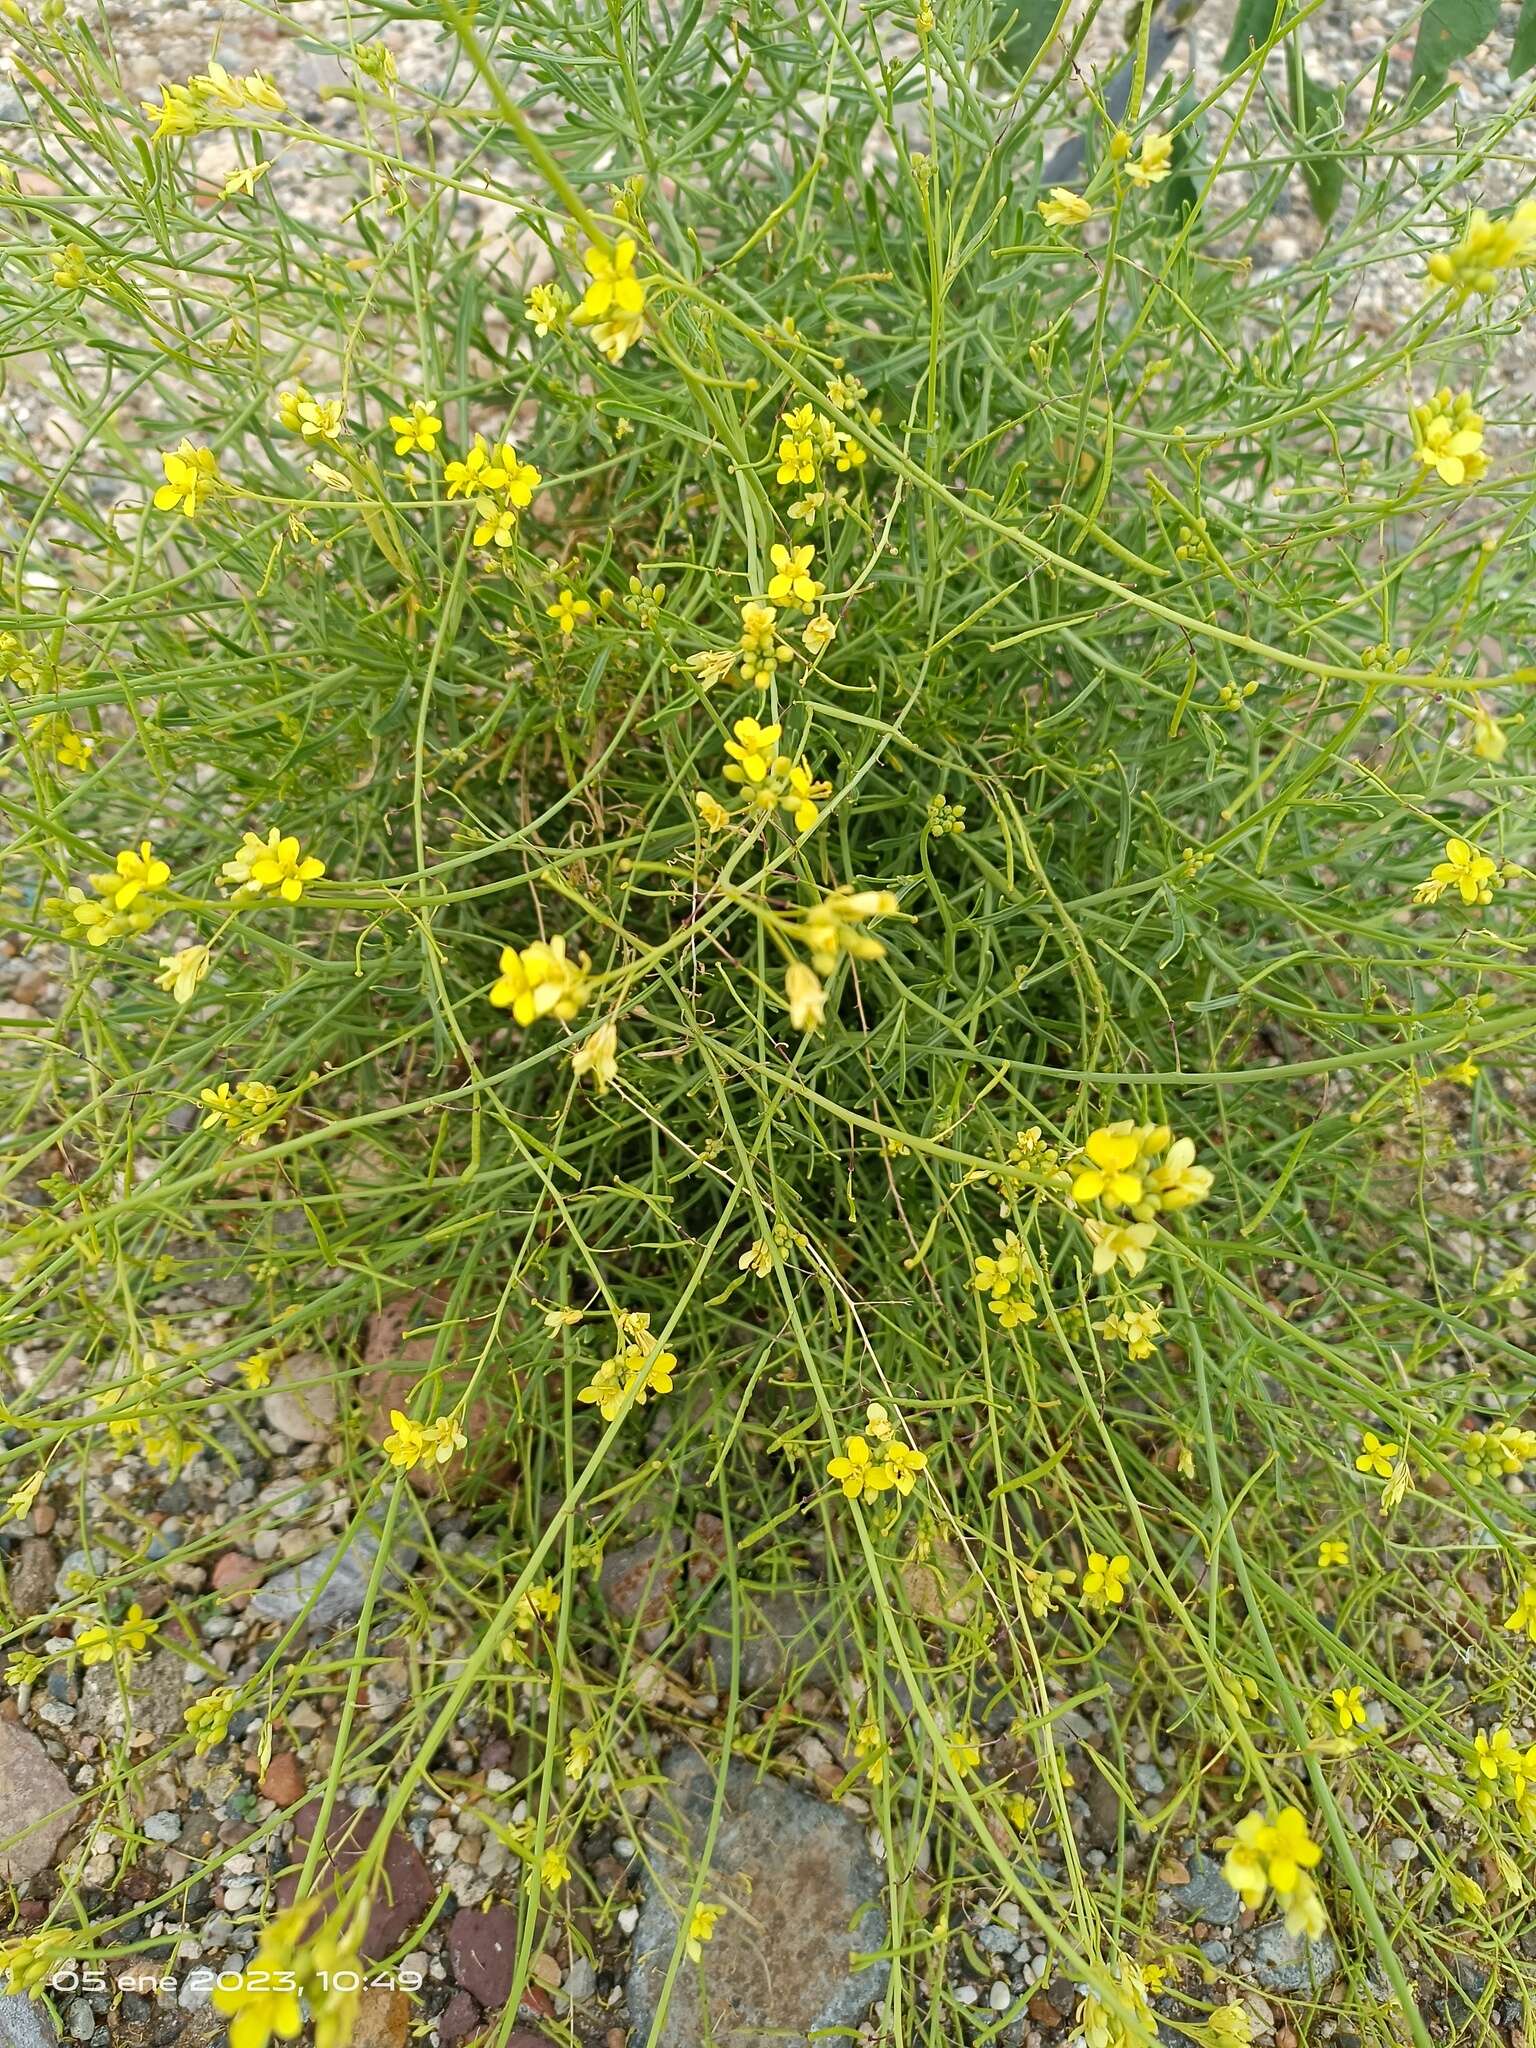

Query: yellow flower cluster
[573,236,647,363]
[776,885,899,1037]
[737,599,793,688]
[525,281,571,335]
[1071,1121,1214,1276]
[720,717,831,835]
[1506,1579,1536,1644]
[1462,1421,1536,1482]
[27,711,94,769]
[1222,1806,1326,1938]
[212,1903,364,2048]
[54,840,170,946]
[152,441,222,518]
[972,1230,1036,1329]
[221,826,326,902]
[142,60,285,142]
[1095,1297,1164,1360]
[827,1404,926,1502]
[1077,1959,1155,2048]
[442,432,542,549]
[199,1079,282,1147]
[772,402,865,505]
[1468,1725,1536,1824]
[0,1928,75,1997]
[382,1409,467,1472]
[1427,203,1536,298]
[277,384,344,445]
[1112,127,1172,188]
[488,934,590,1026]
[1411,388,1487,486]
[577,1311,677,1422]
[184,1687,237,1754]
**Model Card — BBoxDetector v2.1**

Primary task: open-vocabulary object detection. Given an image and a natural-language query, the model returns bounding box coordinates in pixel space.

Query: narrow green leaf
[1223,0,1282,71]
[1512,0,1536,76]
[1298,74,1345,226]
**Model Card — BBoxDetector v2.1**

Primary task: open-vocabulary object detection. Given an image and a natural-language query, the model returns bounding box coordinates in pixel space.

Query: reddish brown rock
[275,1798,434,1958]
[353,1985,412,2048]
[448,1902,520,2008]
[260,1752,305,1805]
[437,1990,482,2045]
[599,1533,682,1629]
[211,1551,262,1594]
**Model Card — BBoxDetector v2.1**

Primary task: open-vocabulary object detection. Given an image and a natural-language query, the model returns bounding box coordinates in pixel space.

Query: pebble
[955,1984,979,2006]
[977,1925,1019,1956]
[144,1811,182,1843]
[0,1723,74,1881]
[0,1992,60,2048]
[989,1980,1013,2012]
[616,1906,638,1936]
[64,1999,94,2041]
[564,1956,595,2003]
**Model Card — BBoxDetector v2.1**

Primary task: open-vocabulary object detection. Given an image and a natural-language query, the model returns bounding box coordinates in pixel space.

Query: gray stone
[700,1581,837,1695]
[64,1998,93,2041]
[628,1746,888,2048]
[144,1810,183,1843]
[599,1534,682,1631]
[0,1722,73,1882]
[248,1520,416,1630]
[1250,1920,1340,1993]
[260,1352,339,1445]
[1169,1852,1240,1927]
[0,1992,60,2048]
[976,1923,1019,1956]
[6,1539,58,1620]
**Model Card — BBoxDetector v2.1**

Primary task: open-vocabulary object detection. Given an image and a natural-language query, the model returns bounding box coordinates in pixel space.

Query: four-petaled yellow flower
[389,400,442,456]
[211,1906,308,2048]
[1072,1126,1144,1208]
[547,588,592,637]
[1081,1550,1131,1611]
[488,935,590,1026]
[767,543,824,608]
[575,236,647,363]
[1354,1430,1399,1479]
[153,441,220,518]
[685,1903,724,1963]
[222,827,326,903]
[1411,387,1486,486]
[277,384,344,445]
[101,840,170,910]
[1329,1684,1367,1734]
[1222,1806,1326,1939]
[1504,1579,1536,1644]
[1413,835,1499,907]
[155,944,211,1004]
[1317,1539,1349,1570]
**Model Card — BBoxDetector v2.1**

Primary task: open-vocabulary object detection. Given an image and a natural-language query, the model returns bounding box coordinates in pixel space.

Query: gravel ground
[2,5,1535,2047]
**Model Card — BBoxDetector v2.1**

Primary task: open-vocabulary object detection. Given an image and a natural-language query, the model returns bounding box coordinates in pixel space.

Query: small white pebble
[613,1836,635,1859]
[617,1906,639,1936]
[955,1985,979,2007]
[990,1981,1012,2012]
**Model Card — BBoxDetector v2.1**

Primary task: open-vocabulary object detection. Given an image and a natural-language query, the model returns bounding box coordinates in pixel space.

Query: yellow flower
[685,1903,724,1962]
[694,789,731,832]
[1413,835,1499,907]
[488,935,590,1026]
[472,497,519,549]
[575,236,647,362]
[1082,1217,1159,1277]
[153,441,220,517]
[1461,1422,1536,1480]
[1427,202,1536,298]
[1038,187,1093,227]
[98,839,170,910]
[211,1907,307,2048]
[776,428,818,487]
[141,82,204,141]
[723,716,782,784]
[853,1717,887,1784]
[484,442,542,507]
[1504,1579,1536,1644]
[802,612,837,657]
[1316,1539,1348,1570]
[389,400,442,456]
[1470,709,1507,762]
[766,543,824,608]
[1072,1125,1144,1208]
[155,945,211,1004]
[1411,387,1486,486]
[185,1687,236,1754]
[525,281,570,335]
[1209,2002,1254,2047]
[800,886,899,973]
[565,1727,596,1781]
[1329,1684,1367,1734]
[547,588,592,636]
[577,1326,678,1422]
[26,712,95,769]
[1095,1299,1164,1361]
[1222,1807,1325,1932]
[199,1079,282,1146]
[0,1929,76,1997]
[75,1602,156,1668]
[277,386,344,444]
[883,1440,927,1495]
[572,1020,619,1093]
[946,1733,981,1774]
[444,435,494,498]
[828,1433,885,1499]
[3,1471,44,1524]
[1124,129,1172,187]
[221,160,270,199]
[238,1350,273,1389]
[1080,1550,1131,1611]
[539,1843,571,1891]
[785,960,826,1034]
[1354,1429,1399,1479]
[221,826,325,903]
